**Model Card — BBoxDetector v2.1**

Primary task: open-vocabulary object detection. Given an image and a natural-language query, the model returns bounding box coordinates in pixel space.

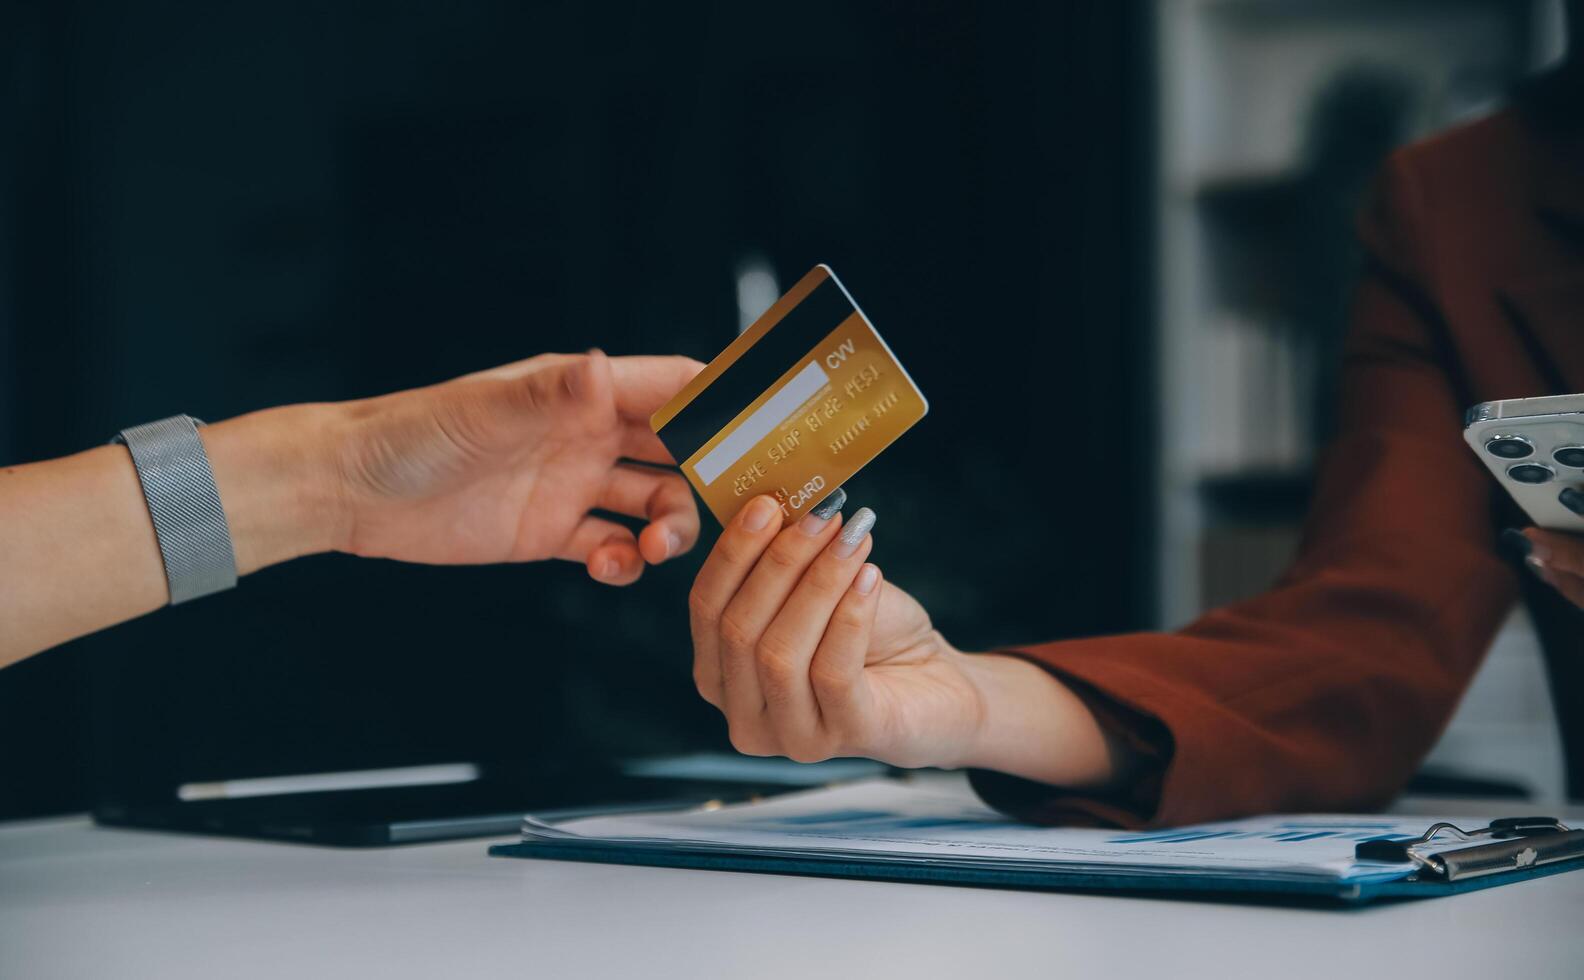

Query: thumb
[500,350,616,425]
[608,355,706,420]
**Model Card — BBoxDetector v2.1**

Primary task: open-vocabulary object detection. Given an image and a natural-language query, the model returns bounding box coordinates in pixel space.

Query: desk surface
[5,787,1584,980]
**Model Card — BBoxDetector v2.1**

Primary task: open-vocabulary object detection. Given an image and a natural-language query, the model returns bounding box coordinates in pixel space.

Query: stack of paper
[508,778,1466,890]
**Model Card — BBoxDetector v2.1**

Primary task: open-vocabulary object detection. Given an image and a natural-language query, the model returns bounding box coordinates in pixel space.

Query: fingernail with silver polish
[812,487,847,520]
[799,487,847,536]
[834,506,876,558]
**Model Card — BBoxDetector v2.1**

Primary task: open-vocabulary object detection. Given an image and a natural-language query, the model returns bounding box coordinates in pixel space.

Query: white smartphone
[1465,394,1584,531]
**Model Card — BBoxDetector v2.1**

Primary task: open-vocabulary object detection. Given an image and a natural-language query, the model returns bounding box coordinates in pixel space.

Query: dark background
[0,1,1152,819]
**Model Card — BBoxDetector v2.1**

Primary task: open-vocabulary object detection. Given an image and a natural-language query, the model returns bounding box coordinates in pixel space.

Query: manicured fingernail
[855,563,880,595]
[798,512,832,536]
[798,488,846,536]
[833,506,876,558]
[1502,528,1533,559]
[665,529,683,559]
[811,487,846,520]
[741,497,778,532]
[1562,488,1584,516]
[599,558,620,580]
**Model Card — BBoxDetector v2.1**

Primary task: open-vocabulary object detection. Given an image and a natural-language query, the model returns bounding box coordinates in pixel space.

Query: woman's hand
[1512,525,1584,609]
[687,491,1135,787]
[322,351,702,584]
[688,490,984,767]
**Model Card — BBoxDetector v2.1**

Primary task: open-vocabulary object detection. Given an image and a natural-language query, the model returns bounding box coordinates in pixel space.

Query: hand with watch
[0,352,703,668]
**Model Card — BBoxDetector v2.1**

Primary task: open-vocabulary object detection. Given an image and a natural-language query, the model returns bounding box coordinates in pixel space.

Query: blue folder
[489,835,1584,905]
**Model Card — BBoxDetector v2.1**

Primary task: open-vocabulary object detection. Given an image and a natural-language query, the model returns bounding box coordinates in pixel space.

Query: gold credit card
[652,265,928,526]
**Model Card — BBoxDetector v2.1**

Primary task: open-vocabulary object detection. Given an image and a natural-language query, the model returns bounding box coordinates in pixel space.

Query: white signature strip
[693,360,829,486]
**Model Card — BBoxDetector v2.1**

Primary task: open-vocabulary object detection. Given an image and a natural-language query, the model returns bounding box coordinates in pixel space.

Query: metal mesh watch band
[112,415,239,605]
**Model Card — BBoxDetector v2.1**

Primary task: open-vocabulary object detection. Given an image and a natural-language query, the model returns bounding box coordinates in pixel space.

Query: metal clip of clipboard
[1356,816,1584,881]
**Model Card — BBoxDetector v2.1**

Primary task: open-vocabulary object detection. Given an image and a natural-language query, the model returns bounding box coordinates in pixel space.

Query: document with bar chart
[490,778,1579,903]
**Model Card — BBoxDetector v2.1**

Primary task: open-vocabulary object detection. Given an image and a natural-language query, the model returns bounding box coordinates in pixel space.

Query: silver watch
[112,415,238,604]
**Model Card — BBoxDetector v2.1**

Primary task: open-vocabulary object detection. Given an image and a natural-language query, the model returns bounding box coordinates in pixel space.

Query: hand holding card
[651,265,928,526]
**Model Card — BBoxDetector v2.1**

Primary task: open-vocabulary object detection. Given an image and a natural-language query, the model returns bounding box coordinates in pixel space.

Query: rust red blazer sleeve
[972,139,1525,828]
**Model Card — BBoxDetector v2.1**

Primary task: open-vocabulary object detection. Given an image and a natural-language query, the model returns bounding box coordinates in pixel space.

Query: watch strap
[112,415,239,604]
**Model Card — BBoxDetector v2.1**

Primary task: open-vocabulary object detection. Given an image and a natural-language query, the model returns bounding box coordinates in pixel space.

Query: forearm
[203,405,347,575]
[958,651,1140,792]
[0,405,345,668]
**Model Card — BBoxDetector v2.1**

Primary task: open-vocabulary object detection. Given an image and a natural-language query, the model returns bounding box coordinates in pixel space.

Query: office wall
[0,1,1152,818]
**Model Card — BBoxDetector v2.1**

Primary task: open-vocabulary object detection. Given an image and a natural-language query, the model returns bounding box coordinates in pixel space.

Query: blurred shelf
[1188,169,1305,205]
[1151,0,1550,627]
[1198,467,1315,525]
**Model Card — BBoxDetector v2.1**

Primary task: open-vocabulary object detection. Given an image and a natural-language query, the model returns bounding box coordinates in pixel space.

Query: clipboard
[490,810,1584,906]
[1350,816,1584,890]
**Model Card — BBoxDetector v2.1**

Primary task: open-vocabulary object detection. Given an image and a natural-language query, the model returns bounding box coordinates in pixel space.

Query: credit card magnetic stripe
[654,275,855,462]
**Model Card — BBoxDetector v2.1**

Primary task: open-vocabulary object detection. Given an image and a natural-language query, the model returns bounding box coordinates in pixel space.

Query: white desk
[4,789,1583,980]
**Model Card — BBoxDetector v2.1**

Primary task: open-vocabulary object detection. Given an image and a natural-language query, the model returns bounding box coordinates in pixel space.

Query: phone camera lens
[1555,447,1584,468]
[1508,463,1555,485]
[1486,435,1534,459]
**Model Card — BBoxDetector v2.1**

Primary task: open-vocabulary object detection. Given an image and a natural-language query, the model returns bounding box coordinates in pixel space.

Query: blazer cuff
[967,651,1174,828]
